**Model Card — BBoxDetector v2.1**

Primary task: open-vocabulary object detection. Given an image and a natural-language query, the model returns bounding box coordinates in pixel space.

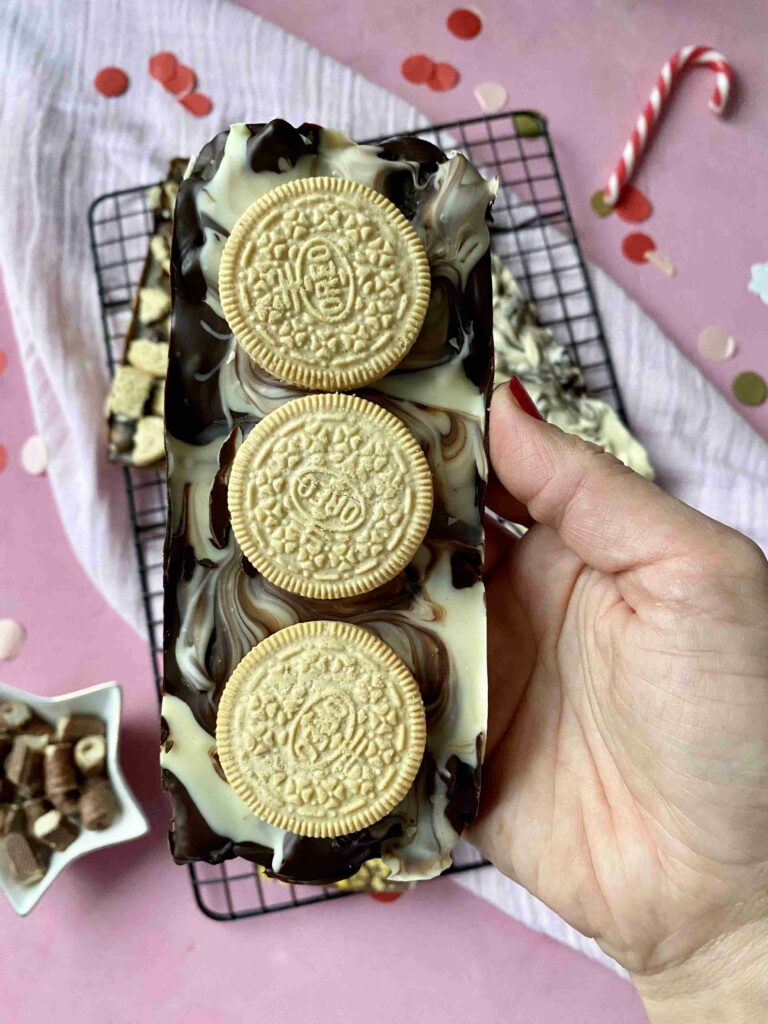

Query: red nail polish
[508,376,544,420]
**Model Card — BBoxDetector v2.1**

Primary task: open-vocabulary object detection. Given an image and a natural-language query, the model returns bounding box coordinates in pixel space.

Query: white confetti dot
[0,619,26,661]
[473,81,508,114]
[697,326,736,362]
[20,435,48,475]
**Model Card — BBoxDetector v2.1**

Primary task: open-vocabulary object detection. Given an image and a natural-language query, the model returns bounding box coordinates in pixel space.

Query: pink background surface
[6,0,768,1019]
[237,0,768,440]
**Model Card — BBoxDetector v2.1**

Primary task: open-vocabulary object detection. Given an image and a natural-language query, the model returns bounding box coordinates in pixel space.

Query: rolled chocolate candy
[56,713,106,743]
[32,809,80,852]
[22,798,51,831]
[0,803,22,835]
[43,743,77,797]
[0,832,47,886]
[25,715,55,741]
[51,791,80,817]
[5,734,47,796]
[0,700,32,733]
[73,735,107,779]
[0,776,16,802]
[163,120,495,883]
[79,778,119,831]
[0,732,12,762]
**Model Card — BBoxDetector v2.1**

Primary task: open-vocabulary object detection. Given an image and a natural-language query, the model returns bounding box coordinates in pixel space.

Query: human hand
[469,381,768,1022]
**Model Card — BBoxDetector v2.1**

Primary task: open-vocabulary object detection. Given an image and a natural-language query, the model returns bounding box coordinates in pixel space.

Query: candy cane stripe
[602,45,734,206]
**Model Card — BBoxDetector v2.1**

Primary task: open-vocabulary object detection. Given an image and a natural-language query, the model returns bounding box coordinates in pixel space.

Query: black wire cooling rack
[89,110,622,921]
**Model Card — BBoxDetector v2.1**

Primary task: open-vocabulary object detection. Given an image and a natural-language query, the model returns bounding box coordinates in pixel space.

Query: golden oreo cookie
[228,393,433,600]
[215,620,427,838]
[218,176,431,391]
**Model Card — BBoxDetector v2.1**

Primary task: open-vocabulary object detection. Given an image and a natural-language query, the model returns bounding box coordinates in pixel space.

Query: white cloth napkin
[1,0,765,976]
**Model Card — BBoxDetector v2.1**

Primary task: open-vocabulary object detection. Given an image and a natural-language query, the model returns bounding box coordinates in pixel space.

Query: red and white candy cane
[603,45,734,207]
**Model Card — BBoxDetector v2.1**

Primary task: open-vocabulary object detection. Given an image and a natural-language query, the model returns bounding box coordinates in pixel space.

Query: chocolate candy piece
[43,743,77,796]
[51,791,80,817]
[79,778,119,830]
[163,121,494,884]
[0,732,12,762]
[25,715,55,741]
[32,809,80,852]
[5,734,47,796]
[0,832,46,886]
[56,713,106,743]
[0,803,22,835]
[22,798,51,831]
[73,735,107,778]
[0,700,32,733]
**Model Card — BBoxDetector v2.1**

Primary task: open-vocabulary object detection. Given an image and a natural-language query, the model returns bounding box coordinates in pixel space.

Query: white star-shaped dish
[0,681,149,916]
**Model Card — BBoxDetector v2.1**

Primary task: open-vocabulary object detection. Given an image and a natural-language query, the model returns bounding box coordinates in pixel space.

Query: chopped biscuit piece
[138,286,171,324]
[150,233,171,275]
[105,158,184,467]
[132,416,165,467]
[127,339,169,378]
[163,178,179,208]
[150,381,165,417]
[148,184,163,211]
[107,365,154,420]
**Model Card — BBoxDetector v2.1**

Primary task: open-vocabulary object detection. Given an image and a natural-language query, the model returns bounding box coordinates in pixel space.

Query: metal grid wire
[88,110,621,921]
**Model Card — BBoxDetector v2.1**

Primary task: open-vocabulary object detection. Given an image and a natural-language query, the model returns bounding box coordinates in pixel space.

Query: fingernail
[508,376,544,420]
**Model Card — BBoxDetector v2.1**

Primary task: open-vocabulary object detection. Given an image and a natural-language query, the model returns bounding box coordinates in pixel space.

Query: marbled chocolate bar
[162,120,495,884]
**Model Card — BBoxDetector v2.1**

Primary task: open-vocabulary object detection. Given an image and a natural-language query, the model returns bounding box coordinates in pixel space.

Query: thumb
[490,381,738,588]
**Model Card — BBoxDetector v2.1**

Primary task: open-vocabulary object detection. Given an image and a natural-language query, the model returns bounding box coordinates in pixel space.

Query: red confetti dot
[615,185,653,224]
[149,51,179,84]
[401,54,435,85]
[180,92,213,117]
[94,67,129,98]
[622,232,656,264]
[427,62,460,92]
[447,8,482,39]
[163,64,196,98]
[0,350,7,376]
[369,891,403,903]
[0,445,6,473]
